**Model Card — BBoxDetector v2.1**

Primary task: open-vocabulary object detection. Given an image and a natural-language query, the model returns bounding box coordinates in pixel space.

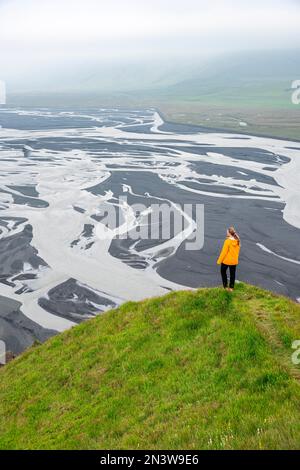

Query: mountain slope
[0,283,300,450]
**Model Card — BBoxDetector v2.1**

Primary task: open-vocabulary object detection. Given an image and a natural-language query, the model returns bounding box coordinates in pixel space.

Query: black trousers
[221,263,237,289]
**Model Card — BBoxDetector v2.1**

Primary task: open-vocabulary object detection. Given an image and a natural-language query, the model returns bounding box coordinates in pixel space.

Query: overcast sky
[1,0,300,91]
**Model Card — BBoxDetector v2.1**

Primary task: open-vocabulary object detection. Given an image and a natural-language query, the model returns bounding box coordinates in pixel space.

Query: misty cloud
[0,0,299,93]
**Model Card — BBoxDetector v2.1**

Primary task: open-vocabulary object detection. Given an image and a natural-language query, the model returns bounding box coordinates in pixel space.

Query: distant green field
[158,101,300,141]
[8,77,300,140]
[143,79,300,140]
[1,283,300,450]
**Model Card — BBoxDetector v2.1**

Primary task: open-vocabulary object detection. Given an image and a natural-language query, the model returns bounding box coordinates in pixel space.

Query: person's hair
[228,226,241,246]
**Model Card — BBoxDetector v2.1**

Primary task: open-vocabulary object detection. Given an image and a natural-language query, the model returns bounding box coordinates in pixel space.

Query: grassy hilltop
[0,283,300,450]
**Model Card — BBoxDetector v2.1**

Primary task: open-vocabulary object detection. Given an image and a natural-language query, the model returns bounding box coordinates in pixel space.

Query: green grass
[0,283,300,450]
[158,101,300,142]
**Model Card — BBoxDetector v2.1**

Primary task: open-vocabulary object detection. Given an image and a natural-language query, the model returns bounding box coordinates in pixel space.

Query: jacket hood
[228,238,239,246]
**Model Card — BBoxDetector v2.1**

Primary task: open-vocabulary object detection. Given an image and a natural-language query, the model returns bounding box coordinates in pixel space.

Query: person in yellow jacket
[217,226,241,291]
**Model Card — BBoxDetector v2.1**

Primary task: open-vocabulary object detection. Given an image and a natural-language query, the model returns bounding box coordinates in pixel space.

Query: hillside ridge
[0,283,300,450]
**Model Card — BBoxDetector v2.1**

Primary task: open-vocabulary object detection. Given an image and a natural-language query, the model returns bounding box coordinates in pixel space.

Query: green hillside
[0,283,300,450]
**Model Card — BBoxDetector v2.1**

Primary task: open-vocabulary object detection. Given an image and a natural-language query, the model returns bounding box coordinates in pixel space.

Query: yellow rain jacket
[217,238,240,266]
